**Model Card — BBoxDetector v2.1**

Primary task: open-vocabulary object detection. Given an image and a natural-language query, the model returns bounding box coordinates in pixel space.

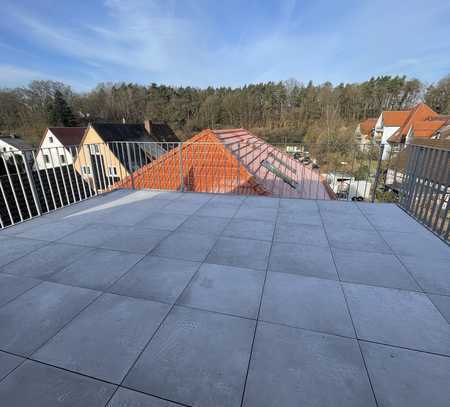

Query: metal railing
[1,140,448,240]
[397,144,449,241]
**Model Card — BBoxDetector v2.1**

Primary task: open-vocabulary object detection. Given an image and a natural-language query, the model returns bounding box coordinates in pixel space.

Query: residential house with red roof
[355,118,377,147]
[114,128,334,199]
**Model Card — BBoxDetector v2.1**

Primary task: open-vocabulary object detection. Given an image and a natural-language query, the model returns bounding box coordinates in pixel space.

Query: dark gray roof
[91,123,153,143]
[0,135,32,150]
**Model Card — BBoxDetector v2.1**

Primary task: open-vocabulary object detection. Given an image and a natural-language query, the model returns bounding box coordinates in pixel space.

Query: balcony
[0,189,449,406]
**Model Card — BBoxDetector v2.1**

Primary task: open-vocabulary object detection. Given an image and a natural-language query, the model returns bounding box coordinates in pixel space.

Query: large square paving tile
[49,249,143,291]
[279,198,318,212]
[0,274,40,307]
[332,248,420,291]
[399,256,450,295]
[343,283,450,355]
[138,212,188,231]
[206,236,271,271]
[0,360,115,407]
[0,282,99,356]
[110,256,200,303]
[428,294,450,324]
[178,215,229,235]
[260,273,354,337]
[276,209,322,226]
[59,223,124,247]
[234,206,278,222]
[274,223,329,247]
[325,226,392,253]
[178,263,265,318]
[124,306,255,407]
[100,227,170,254]
[0,351,23,381]
[34,293,170,383]
[222,219,275,241]
[163,201,205,215]
[269,242,338,280]
[243,196,279,208]
[380,230,450,259]
[361,342,450,407]
[195,202,240,218]
[15,220,86,241]
[152,231,218,262]
[318,200,361,214]
[2,242,90,279]
[321,210,374,230]
[108,387,183,406]
[0,236,47,268]
[243,322,376,407]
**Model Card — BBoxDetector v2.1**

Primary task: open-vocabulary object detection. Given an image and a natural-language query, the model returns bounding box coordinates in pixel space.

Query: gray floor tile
[0,236,46,268]
[178,215,229,235]
[428,294,450,324]
[333,248,421,291]
[138,212,188,231]
[177,193,213,204]
[234,206,278,222]
[178,263,265,318]
[124,306,255,407]
[269,242,338,280]
[343,283,450,355]
[195,203,240,218]
[209,195,246,206]
[222,219,275,241]
[399,256,450,295]
[206,237,271,271]
[279,198,318,212]
[59,223,123,247]
[49,249,143,291]
[380,230,450,258]
[277,210,322,226]
[0,360,115,407]
[260,273,354,337]
[98,201,169,226]
[321,211,374,230]
[0,282,99,355]
[108,387,183,406]
[318,200,361,214]
[15,220,86,241]
[0,351,23,381]
[243,196,279,208]
[365,210,428,233]
[163,201,205,215]
[242,322,376,407]
[361,341,450,407]
[100,227,170,254]
[274,223,329,247]
[152,231,218,262]
[3,243,90,279]
[34,294,170,383]
[0,274,40,307]
[110,256,200,303]
[325,226,392,253]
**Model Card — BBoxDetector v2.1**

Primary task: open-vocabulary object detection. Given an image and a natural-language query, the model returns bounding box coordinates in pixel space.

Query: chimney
[144,119,152,135]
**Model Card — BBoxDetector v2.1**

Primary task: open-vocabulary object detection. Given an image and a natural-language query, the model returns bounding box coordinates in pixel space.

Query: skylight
[261,160,298,189]
[268,152,297,174]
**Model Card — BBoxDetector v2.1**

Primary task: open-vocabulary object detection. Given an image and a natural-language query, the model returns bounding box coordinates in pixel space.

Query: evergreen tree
[48,90,76,126]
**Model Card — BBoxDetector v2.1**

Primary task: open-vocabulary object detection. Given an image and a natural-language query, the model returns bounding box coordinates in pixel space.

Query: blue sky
[1,0,449,91]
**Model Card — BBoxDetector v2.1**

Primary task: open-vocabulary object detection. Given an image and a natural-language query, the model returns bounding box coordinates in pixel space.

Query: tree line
[0,74,449,146]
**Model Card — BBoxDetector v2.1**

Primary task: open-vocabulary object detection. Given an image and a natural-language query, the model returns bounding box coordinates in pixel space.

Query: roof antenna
[122,117,126,124]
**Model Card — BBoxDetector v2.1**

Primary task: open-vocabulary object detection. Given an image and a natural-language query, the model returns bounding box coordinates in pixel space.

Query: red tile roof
[388,103,439,143]
[382,111,410,127]
[48,127,86,147]
[359,118,377,135]
[114,128,333,199]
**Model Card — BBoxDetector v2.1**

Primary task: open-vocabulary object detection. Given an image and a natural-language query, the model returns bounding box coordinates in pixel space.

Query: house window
[60,155,66,163]
[81,165,91,175]
[108,166,118,177]
[44,154,50,164]
[89,144,100,155]
[49,136,53,143]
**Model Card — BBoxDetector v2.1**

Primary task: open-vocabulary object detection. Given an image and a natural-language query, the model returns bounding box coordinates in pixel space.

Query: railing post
[179,142,184,192]
[371,143,384,203]
[126,143,135,190]
[23,151,42,216]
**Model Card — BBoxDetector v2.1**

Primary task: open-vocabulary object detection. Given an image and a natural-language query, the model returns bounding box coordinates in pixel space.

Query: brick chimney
[144,119,152,134]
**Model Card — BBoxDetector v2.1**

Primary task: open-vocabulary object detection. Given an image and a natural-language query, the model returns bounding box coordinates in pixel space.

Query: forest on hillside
[0,74,449,147]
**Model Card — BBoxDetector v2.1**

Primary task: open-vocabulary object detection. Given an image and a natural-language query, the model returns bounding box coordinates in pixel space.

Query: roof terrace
[0,189,449,407]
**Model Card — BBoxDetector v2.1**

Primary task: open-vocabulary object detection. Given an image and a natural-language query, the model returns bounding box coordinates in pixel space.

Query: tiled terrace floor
[0,190,449,407]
